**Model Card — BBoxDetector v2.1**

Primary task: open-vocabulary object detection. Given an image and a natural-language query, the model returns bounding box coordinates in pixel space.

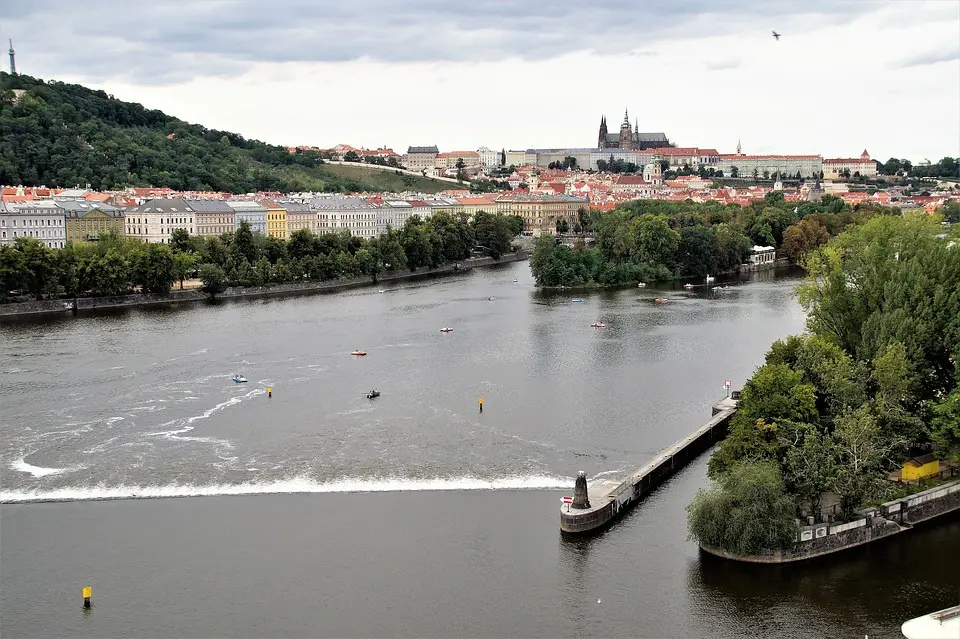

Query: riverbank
[699,478,960,564]
[0,252,529,319]
[538,259,796,291]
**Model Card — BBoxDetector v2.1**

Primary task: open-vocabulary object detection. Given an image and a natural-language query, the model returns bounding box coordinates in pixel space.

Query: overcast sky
[5,0,959,161]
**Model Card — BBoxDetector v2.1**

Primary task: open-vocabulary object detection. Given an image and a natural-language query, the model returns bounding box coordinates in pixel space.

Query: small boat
[683,283,695,289]
[705,275,715,282]
[590,321,606,328]
[377,289,385,294]
[232,374,248,383]
[488,296,495,301]
[637,282,646,288]
[655,298,666,304]
[572,298,585,303]
[366,389,380,399]
[513,278,519,283]
[440,327,454,333]
[351,350,367,356]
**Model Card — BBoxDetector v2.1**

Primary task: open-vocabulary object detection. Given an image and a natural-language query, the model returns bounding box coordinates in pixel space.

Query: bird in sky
[772,31,781,40]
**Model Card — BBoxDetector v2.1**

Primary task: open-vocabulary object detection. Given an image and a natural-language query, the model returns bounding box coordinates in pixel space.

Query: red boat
[351,350,367,356]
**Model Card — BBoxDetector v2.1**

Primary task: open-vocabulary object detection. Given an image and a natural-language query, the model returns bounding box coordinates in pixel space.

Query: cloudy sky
[5,0,959,162]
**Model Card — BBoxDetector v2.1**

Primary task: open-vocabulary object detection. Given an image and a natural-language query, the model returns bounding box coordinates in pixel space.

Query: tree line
[529,191,913,287]
[686,214,960,556]
[0,211,524,303]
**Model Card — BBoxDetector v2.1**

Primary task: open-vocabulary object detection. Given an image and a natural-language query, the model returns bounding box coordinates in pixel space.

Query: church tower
[619,109,633,148]
[597,116,608,148]
[8,39,14,75]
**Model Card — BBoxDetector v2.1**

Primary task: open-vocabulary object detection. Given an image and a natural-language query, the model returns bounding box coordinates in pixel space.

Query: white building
[309,196,379,238]
[0,200,67,248]
[125,198,195,244]
[477,147,500,168]
[823,150,878,179]
[749,245,776,265]
[718,154,824,179]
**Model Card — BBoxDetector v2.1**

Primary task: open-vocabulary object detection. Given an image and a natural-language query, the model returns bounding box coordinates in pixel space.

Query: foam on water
[10,458,73,478]
[0,474,575,503]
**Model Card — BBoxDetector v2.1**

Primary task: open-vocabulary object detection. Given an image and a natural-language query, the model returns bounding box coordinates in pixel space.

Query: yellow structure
[65,208,124,242]
[265,204,287,240]
[902,454,940,481]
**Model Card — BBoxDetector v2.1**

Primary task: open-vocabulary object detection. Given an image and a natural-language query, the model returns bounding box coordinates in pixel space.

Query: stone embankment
[0,252,529,319]
[700,476,960,563]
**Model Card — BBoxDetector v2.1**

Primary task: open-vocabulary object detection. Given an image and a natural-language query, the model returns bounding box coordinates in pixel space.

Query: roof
[905,453,938,467]
[132,198,193,213]
[184,199,234,213]
[407,146,439,154]
[308,196,378,211]
[720,154,822,160]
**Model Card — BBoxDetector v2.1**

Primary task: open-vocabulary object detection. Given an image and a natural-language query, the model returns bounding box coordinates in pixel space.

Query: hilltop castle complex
[597,109,671,150]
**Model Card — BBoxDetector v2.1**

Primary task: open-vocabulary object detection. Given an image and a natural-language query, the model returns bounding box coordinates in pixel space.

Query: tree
[472,211,513,259]
[831,405,902,517]
[0,244,25,302]
[500,148,506,166]
[632,214,680,267]
[781,216,830,264]
[556,219,570,234]
[686,461,799,555]
[169,228,193,254]
[783,427,836,519]
[343,150,360,162]
[14,238,56,300]
[232,219,258,264]
[677,226,718,277]
[130,243,176,295]
[172,251,198,289]
[199,263,227,298]
[455,157,467,183]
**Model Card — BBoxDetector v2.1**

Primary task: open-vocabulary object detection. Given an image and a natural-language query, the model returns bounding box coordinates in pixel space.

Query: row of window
[0,217,63,227]
[0,229,63,239]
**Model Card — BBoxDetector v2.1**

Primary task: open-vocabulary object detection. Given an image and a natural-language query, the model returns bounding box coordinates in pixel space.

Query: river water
[1,262,956,638]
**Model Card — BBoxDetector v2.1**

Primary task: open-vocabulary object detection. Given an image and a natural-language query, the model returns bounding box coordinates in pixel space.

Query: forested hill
[0,72,423,194]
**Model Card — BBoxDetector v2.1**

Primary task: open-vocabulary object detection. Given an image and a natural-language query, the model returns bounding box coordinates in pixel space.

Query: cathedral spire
[623,108,630,126]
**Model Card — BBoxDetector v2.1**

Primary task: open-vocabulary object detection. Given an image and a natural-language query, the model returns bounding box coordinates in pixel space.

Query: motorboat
[366,389,380,399]
[351,350,367,356]
[683,283,695,289]
[232,374,248,383]
[705,275,715,282]
[513,278,519,283]
[378,289,385,294]
[440,327,454,333]
[637,282,646,288]
[590,321,606,328]
[655,298,666,304]
[572,298,585,303]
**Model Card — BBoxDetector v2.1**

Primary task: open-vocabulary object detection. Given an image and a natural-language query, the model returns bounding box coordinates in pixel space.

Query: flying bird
[772,31,781,40]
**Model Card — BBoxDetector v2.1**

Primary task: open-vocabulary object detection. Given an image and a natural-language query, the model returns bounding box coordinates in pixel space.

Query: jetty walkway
[560,394,739,536]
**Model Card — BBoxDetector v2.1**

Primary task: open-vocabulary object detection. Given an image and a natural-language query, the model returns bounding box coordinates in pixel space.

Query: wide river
[1,262,956,638]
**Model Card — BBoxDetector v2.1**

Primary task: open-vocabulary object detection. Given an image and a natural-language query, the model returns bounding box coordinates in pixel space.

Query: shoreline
[0,252,529,319]
[538,258,794,291]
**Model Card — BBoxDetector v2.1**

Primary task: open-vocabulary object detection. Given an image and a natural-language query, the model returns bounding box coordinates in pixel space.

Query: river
[1,262,956,638]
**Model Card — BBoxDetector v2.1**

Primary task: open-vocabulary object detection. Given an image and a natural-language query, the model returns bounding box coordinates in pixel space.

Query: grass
[319,163,462,194]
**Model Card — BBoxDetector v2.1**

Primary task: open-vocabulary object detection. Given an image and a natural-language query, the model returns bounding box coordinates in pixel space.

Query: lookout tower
[8,39,14,75]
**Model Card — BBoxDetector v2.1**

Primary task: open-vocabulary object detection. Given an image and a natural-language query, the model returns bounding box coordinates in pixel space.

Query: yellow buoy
[267,386,273,398]
[82,585,92,609]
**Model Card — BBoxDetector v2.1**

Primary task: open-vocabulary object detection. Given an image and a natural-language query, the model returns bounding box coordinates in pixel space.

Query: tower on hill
[596,107,671,150]
[8,39,14,75]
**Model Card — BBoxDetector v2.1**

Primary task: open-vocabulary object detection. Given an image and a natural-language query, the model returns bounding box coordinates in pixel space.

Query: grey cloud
[5,0,888,85]
[897,48,960,69]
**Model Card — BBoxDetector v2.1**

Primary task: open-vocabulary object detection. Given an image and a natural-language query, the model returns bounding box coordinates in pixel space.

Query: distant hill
[0,73,453,194]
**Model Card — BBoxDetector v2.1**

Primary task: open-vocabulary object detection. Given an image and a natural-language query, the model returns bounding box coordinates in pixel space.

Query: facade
[718,154,824,179]
[901,454,940,481]
[282,202,314,235]
[0,201,67,248]
[597,109,671,150]
[436,151,480,169]
[749,245,776,265]
[60,201,125,242]
[261,199,288,240]
[309,196,379,238]
[495,193,588,237]
[125,198,195,243]
[823,150,878,179]
[378,200,415,234]
[184,199,235,238]
[477,147,500,168]
[454,197,497,219]
[404,145,440,171]
[228,201,267,235]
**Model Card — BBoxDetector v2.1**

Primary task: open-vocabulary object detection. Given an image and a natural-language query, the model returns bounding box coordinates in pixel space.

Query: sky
[4,0,960,162]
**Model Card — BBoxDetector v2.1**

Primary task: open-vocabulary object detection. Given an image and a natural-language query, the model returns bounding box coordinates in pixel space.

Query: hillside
[320,162,460,194]
[0,72,453,194]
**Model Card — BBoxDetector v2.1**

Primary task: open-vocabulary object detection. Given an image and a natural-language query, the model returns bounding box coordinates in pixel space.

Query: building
[308,196,379,238]
[495,193,587,237]
[184,199,235,238]
[60,201,125,242]
[125,198,195,243]
[597,109,671,150]
[228,201,267,235]
[282,202,314,236]
[718,153,824,179]
[901,454,940,481]
[749,245,776,265]
[261,199,287,240]
[0,201,67,248]
[404,146,440,171]
[823,150,878,179]
[477,147,500,168]
[454,197,497,219]
[436,151,480,169]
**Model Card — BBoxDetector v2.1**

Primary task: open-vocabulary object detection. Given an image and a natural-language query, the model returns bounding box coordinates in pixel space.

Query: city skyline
[4,0,959,162]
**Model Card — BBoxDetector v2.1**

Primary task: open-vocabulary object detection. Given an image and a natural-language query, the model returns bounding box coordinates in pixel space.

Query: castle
[597,109,671,150]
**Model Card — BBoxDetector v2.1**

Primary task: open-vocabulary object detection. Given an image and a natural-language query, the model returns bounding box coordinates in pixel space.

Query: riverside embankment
[0,252,529,319]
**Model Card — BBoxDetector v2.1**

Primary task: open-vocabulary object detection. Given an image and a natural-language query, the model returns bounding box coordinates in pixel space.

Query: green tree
[232,219,258,264]
[172,251,198,290]
[0,244,25,302]
[130,243,176,295]
[14,238,56,300]
[199,263,227,298]
[677,226,718,277]
[686,461,799,555]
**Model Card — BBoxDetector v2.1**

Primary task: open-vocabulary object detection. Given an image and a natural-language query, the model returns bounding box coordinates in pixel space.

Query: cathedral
[597,109,670,150]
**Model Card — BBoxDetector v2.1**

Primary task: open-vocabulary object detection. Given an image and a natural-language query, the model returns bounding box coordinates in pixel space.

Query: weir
[560,394,738,536]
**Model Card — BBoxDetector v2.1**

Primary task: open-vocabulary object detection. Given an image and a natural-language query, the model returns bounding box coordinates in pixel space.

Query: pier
[560,394,739,536]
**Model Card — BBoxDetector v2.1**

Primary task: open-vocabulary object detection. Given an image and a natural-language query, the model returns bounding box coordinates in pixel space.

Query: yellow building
[262,200,288,240]
[902,454,940,481]
[495,193,588,237]
[64,206,125,242]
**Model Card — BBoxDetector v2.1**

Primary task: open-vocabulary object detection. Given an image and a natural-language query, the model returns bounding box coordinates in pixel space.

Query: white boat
[572,298,585,303]
[513,278,519,282]
[232,375,248,383]
[705,275,715,282]
[683,283,695,289]
[590,322,605,328]
[637,282,646,288]
[901,605,960,638]
[440,327,454,333]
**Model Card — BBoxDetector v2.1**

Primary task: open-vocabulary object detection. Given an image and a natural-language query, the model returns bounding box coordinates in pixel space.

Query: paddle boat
[513,278,519,283]
[351,350,367,356]
[366,389,380,399]
[571,298,585,303]
[637,282,646,288]
[655,298,666,304]
[683,283,695,289]
[705,275,715,282]
[590,321,606,328]
[232,374,248,383]
[378,289,385,294]
[440,327,454,333]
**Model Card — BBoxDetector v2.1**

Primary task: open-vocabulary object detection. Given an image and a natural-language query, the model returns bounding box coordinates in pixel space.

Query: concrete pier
[560,395,738,536]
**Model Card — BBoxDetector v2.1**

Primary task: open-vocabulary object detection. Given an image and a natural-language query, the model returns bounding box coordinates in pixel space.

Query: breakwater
[0,252,529,319]
[700,476,960,564]
[559,394,739,536]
